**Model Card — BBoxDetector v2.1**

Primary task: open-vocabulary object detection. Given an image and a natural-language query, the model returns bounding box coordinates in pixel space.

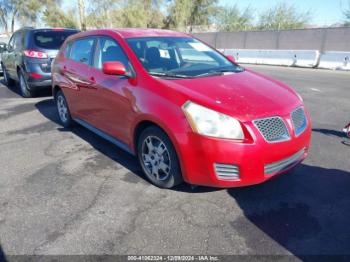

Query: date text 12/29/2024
[127,255,219,261]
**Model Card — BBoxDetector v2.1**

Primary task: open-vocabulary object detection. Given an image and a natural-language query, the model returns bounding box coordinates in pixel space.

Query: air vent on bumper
[264,148,305,176]
[214,163,240,180]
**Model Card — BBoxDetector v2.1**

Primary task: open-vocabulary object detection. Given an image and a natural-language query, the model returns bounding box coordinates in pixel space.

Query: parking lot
[0,65,349,257]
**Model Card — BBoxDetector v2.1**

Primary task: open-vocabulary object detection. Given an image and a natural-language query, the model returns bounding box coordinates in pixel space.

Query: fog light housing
[214,163,240,180]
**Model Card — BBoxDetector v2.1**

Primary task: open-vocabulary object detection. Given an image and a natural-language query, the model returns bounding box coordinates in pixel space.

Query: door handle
[89,76,96,84]
[61,65,67,75]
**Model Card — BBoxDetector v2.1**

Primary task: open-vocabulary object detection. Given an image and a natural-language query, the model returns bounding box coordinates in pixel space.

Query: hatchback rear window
[33,31,77,50]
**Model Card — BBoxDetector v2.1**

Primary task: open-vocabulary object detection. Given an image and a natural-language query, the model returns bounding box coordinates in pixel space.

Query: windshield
[33,30,78,50]
[126,37,243,78]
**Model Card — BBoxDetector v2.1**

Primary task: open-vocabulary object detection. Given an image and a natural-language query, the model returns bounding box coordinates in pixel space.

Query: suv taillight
[23,50,48,59]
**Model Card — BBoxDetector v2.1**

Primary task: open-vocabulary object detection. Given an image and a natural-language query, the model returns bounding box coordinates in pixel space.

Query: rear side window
[64,42,72,58]
[33,31,77,50]
[7,34,16,51]
[14,31,24,50]
[69,38,94,65]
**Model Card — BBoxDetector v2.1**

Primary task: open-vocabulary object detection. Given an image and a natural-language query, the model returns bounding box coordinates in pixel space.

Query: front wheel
[2,63,14,86]
[137,126,183,188]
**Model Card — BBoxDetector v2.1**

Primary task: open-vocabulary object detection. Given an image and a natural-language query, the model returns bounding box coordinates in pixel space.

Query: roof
[66,28,190,43]
[110,28,189,38]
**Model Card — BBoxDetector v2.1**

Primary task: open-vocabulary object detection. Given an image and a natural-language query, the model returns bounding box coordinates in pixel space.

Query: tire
[55,90,74,128]
[137,126,183,188]
[18,70,34,98]
[1,63,14,86]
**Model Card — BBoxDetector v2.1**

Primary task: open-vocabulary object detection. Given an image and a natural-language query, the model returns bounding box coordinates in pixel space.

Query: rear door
[62,37,97,121]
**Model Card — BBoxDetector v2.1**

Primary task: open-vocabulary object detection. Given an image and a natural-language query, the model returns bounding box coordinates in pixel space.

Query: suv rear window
[33,31,77,50]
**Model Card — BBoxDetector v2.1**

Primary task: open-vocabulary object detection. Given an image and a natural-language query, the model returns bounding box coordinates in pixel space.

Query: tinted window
[14,31,24,50]
[64,42,72,58]
[33,31,77,50]
[69,38,94,65]
[8,34,16,50]
[94,37,130,71]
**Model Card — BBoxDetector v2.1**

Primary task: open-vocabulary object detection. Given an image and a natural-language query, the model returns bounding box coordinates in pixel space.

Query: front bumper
[177,118,312,188]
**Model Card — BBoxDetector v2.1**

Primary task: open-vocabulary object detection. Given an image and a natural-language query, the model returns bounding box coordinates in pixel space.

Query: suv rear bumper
[24,59,52,90]
[27,78,52,90]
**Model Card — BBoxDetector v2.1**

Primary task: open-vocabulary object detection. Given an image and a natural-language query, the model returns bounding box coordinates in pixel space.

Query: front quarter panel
[129,79,193,181]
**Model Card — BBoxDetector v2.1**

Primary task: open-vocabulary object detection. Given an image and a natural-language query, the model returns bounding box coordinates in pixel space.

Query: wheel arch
[52,85,61,100]
[132,117,188,182]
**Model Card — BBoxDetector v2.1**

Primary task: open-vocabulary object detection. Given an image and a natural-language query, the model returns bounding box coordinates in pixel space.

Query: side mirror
[226,55,236,63]
[102,61,127,76]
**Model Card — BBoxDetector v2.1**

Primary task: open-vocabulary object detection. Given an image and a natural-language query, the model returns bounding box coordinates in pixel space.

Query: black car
[1,27,79,97]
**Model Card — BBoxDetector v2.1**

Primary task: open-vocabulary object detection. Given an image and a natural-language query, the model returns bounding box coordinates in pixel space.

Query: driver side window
[93,37,131,72]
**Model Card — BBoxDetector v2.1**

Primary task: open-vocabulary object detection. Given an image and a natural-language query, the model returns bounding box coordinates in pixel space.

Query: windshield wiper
[195,67,244,78]
[149,72,190,79]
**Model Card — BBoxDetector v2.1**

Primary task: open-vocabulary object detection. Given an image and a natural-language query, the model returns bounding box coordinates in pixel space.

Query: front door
[88,36,137,145]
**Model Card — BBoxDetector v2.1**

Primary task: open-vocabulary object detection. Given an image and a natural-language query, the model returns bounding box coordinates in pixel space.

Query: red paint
[102,61,126,76]
[52,29,312,188]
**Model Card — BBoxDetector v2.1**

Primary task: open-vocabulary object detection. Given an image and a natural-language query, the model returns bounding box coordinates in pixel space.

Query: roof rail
[18,26,35,31]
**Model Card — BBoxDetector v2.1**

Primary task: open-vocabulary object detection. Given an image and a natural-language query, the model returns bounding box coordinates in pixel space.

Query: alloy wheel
[141,135,171,181]
[57,95,68,123]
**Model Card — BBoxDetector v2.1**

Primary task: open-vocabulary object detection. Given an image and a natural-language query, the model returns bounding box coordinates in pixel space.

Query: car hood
[158,69,302,122]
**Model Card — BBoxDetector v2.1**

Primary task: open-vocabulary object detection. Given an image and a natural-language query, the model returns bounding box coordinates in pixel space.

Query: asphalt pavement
[0,65,349,258]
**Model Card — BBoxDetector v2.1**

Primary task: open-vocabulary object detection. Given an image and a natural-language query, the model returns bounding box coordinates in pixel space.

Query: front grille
[264,148,305,175]
[253,117,290,143]
[291,107,307,136]
[214,163,240,180]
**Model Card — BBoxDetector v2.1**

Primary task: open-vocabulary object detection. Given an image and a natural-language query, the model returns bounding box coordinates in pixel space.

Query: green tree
[216,5,253,32]
[344,1,350,26]
[43,6,78,28]
[85,0,165,29]
[257,2,311,30]
[86,0,119,28]
[0,0,59,36]
[166,0,218,32]
[120,0,165,28]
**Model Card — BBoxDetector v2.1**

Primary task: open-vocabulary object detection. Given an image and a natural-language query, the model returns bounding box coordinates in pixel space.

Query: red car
[52,29,311,188]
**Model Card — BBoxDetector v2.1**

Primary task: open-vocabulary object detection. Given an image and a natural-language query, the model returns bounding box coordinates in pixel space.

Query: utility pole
[78,0,86,31]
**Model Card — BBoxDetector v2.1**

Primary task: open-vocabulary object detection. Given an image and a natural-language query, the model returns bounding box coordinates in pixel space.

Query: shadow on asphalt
[312,128,347,138]
[35,98,217,193]
[228,164,350,256]
[35,98,350,256]
[0,78,51,98]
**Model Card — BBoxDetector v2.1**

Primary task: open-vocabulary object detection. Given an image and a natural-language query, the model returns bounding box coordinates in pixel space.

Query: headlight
[182,101,244,140]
